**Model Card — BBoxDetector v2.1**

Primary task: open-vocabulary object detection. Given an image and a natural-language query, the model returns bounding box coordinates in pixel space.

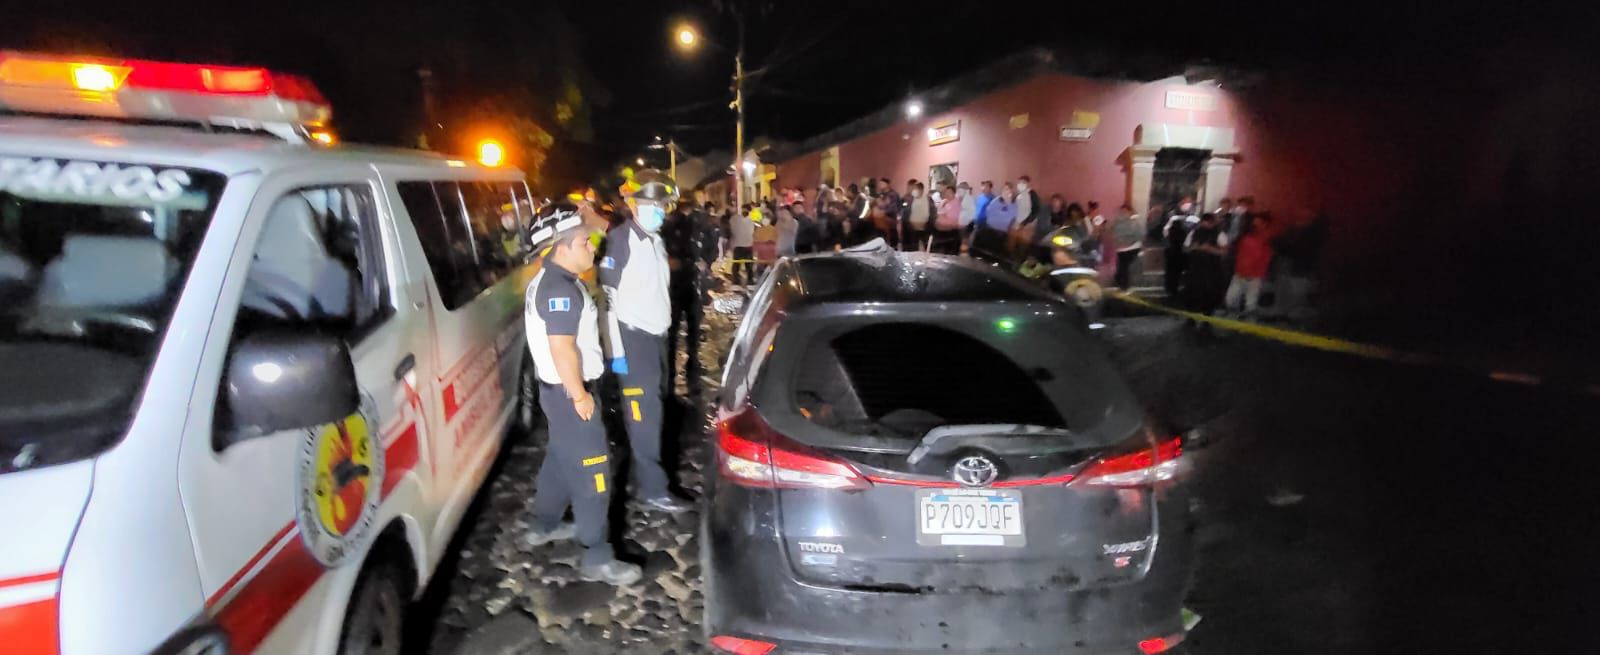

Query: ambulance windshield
[0,156,226,474]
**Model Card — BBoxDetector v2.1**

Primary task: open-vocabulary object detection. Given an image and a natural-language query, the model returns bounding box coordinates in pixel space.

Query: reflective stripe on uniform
[630,400,642,422]
[622,387,645,396]
[582,455,607,466]
[594,473,607,493]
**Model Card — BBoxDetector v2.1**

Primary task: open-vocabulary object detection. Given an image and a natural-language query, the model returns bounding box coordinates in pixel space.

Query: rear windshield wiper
[907,424,1078,465]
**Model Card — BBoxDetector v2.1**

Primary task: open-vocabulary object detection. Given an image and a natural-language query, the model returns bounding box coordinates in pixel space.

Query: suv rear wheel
[338,555,405,655]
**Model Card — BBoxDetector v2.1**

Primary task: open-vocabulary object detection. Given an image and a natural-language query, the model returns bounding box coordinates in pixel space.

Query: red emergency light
[0,51,332,138]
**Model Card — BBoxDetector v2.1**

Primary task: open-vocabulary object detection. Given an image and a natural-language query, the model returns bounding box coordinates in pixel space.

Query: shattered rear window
[791,322,1064,438]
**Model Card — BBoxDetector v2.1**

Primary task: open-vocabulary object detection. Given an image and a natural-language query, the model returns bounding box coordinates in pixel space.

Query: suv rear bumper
[704,494,1193,655]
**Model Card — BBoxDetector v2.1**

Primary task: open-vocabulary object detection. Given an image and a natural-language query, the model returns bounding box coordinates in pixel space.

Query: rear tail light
[1079,434,1182,487]
[710,635,777,655]
[1138,633,1186,654]
[717,406,869,491]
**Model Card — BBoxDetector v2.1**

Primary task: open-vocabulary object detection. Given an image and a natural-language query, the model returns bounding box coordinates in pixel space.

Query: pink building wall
[771,70,1494,278]
[819,73,1245,208]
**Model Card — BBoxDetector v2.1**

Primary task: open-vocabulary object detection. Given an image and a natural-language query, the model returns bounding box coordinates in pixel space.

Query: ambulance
[0,51,543,654]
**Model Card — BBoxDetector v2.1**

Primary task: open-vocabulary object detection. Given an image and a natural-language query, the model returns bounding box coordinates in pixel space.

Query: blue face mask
[636,204,666,232]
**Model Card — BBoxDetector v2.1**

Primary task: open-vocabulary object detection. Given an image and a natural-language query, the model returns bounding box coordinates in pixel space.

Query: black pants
[667,276,703,389]
[1115,248,1140,288]
[731,246,754,285]
[930,228,962,255]
[971,227,1011,265]
[617,324,671,501]
[1184,253,1227,315]
[1164,248,1187,297]
[904,226,930,251]
[532,380,613,567]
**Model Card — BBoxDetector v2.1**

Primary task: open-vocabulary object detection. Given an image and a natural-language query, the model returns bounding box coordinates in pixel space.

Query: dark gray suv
[702,248,1193,655]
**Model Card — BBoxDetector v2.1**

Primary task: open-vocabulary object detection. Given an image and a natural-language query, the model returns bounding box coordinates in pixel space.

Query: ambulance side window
[235,185,390,339]
[398,181,481,310]
[460,181,525,275]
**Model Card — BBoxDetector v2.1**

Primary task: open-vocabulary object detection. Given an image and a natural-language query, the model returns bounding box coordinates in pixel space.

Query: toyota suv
[702,245,1193,655]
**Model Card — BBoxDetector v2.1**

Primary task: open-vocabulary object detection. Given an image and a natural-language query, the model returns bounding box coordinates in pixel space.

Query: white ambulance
[0,51,543,654]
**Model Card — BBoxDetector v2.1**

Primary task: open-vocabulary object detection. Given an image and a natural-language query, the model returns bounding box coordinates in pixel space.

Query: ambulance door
[388,179,524,546]
[177,173,429,654]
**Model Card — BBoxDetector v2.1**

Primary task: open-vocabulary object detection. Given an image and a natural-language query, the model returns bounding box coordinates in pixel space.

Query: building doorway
[929,162,958,191]
[1149,148,1209,214]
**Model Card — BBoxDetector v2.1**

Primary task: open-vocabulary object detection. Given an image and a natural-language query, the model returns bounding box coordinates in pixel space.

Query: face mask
[636,204,666,232]
[1018,183,1030,192]
[1180,203,1194,213]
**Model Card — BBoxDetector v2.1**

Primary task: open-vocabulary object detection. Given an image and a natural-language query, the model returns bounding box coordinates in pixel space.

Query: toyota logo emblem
[951,455,1000,487]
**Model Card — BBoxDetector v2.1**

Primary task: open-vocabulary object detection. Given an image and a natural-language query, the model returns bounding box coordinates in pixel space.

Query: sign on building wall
[1009,113,1030,129]
[1165,90,1218,111]
[1058,127,1093,141]
[927,120,960,146]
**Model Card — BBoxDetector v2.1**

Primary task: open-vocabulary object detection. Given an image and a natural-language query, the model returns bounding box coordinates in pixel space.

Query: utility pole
[733,14,746,210]
[417,66,436,150]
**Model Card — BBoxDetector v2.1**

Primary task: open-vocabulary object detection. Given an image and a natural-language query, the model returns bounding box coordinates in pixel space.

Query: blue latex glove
[610,358,629,375]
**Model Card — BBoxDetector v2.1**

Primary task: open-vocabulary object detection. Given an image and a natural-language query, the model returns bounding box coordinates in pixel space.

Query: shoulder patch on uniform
[548,297,572,312]
[600,256,616,269]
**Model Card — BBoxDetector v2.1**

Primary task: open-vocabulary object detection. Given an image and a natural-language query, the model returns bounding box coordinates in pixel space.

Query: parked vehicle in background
[702,244,1192,654]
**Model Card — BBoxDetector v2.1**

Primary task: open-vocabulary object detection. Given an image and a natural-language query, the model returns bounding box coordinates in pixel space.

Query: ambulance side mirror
[217,331,360,449]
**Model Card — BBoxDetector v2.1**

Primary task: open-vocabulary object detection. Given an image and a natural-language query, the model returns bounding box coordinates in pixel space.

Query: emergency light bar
[0,51,333,142]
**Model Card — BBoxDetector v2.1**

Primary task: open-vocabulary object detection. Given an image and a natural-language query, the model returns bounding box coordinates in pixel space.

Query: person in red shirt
[1225,212,1275,317]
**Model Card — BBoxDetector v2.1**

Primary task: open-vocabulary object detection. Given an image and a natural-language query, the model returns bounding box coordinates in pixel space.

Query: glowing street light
[905,99,924,120]
[476,139,506,167]
[675,25,699,49]
[636,157,646,166]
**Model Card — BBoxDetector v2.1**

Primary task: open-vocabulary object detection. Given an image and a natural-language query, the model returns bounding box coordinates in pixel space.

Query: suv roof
[785,251,1059,306]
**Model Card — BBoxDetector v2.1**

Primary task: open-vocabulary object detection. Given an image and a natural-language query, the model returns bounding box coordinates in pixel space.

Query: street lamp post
[675,19,746,209]
[648,135,679,182]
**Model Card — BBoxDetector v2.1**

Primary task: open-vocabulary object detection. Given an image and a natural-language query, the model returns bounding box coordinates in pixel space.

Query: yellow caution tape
[1109,291,1422,363]
[1111,291,1598,396]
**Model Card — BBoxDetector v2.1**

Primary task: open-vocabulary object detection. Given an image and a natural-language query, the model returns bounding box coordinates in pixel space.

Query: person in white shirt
[523,202,642,585]
[728,204,756,285]
[957,182,977,229]
[599,170,692,514]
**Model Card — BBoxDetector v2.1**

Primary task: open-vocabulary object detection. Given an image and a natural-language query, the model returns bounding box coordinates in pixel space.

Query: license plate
[915,488,1025,547]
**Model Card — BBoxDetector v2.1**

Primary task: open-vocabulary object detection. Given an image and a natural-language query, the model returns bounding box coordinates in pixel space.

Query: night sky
[6,0,1597,183]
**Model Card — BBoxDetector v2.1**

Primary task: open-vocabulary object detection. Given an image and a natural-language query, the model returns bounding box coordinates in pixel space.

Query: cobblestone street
[421,297,740,655]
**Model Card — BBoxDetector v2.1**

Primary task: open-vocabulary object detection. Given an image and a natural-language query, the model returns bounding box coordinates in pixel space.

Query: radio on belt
[0,50,334,143]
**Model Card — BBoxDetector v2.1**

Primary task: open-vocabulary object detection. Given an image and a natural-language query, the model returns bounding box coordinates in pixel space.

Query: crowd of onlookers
[679,176,1327,321]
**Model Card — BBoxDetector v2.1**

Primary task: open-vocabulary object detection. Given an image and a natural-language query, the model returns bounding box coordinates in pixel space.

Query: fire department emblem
[296,395,383,567]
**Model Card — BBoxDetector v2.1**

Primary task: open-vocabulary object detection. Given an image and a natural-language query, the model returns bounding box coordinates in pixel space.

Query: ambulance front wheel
[338,555,405,655]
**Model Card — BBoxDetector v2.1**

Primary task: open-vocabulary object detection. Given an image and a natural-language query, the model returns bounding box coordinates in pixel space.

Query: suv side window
[721,262,791,408]
[237,184,390,339]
